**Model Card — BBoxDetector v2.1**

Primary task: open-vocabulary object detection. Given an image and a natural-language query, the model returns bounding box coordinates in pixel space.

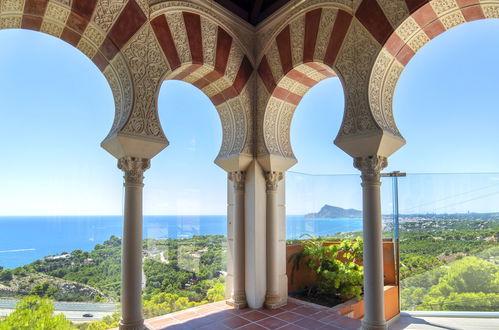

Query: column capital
[118,157,151,186]
[354,156,387,182]
[228,171,246,191]
[265,171,283,192]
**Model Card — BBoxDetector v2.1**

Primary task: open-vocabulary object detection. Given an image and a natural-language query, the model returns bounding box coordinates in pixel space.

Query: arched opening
[0,28,121,324]
[141,80,227,318]
[387,18,499,312]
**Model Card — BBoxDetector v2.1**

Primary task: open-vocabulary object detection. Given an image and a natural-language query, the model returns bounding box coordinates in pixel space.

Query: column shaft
[264,171,285,309]
[118,157,150,330]
[355,156,388,330]
[228,171,247,308]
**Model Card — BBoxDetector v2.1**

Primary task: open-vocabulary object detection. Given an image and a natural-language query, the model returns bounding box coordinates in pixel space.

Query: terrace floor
[144,298,499,329]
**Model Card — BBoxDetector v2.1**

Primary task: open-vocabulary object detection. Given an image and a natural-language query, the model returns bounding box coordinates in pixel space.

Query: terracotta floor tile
[223,315,251,328]
[242,310,270,322]
[294,317,326,329]
[238,323,268,330]
[274,311,303,323]
[317,324,343,330]
[292,307,319,316]
[261,307,287,315]
[173,311,199,321]
[256,316,289,329]
[277,324,305,330]
[309,311,330,320]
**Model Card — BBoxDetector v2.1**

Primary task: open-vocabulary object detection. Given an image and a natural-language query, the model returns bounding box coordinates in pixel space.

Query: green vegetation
[399,217,499,311]
[0,296,74,330]
[295,237,364,301]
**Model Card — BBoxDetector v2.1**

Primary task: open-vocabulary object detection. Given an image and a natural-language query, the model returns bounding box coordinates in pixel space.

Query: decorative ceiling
[207,0,292,25]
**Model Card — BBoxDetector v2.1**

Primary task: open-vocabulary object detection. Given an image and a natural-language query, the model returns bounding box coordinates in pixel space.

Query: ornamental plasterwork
[276,102,295,159]
[52,0,72,8]
[376,0,409,29]
[335,19,380,136]
[227,96,247,156]
[266,42,284,84]
[40,20,64,38]
[256,0,353,59]
[482,4,499,19]
[92,0,125,32]
[430,0,459,16]
[440,10,466,30]
[289,15,304,68]
[256,78,271,156]
[314,8,337,61]
[0,0,24,14]
[0,15,21,28]
[200,16,218,69]
[407,30,430,53]
[239,81,253,156]
[225,43,245,84]
[150,1,253,64]
[353,155,388,178]
[216,102,235,158]
[45,2,70,23]
[122,23,168,139]
[395,16,419,42]
[81,24,106,50]
[165,11,192,64]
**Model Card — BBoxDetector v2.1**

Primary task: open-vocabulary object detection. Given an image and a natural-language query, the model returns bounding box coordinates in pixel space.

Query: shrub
[301,237,364,300]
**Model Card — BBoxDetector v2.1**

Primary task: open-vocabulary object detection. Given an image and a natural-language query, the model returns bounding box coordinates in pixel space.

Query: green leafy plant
[301,236,364,300]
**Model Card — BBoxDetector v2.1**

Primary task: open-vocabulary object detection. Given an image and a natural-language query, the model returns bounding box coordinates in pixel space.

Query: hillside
[305,205,362,218]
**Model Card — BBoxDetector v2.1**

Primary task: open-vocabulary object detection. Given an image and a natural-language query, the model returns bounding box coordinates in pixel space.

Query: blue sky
[1,19,499,215]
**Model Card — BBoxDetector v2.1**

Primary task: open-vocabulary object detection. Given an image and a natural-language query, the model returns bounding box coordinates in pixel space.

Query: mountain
[305,205,362,218]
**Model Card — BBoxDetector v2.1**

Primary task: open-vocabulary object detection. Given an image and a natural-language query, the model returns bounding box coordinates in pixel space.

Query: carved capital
[353,156,387,183]
[118,157,151,186]
[228,171,246,192]
[265,171,283,192]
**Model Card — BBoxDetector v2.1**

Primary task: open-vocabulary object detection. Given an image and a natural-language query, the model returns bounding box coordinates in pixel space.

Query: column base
[226,298,248,309]
[264,293,287,309]
[361,319,387,330]
[119,319,145,330]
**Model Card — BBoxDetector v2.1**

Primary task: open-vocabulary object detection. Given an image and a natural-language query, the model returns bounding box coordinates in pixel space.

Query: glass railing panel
[398,173,499,312]
[0,216,121,325]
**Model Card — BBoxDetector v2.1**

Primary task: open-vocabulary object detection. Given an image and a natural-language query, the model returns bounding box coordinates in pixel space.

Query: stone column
[118,157,150,330]
[354,156,388,330]
[227,171,247,308]
[264,171,285,309]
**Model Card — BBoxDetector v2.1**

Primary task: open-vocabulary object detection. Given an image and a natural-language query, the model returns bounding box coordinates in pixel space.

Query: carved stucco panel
[256,78,271,155]
[376,0,409,29]
[430,0,458,16]
[225,42,244,84]
[200,16,217,69]
[381,60,403,136]
[165,12,192,65]
[395,16,419,42]
[238,80,253,155]
[122,23,169,139]
[289,14,304,68]
[216,102,235,157]
[77,37,99,58]
[45,2,70,23]
[40,20,64,38]
[92,0,125,32]
[0,15,21,28]
[226,96,247,155]
[482,4,499,19]
[267,41,284,85]
[407,29,430,52]
[1,0,24,14]
[82,23,106,49]
[335,19,380,136]
[52,0,72,8]
[103,65,123,134]
[314,8,337,61]
[440,10,466,30]
[277,102,295,158]
[263,97,282,154]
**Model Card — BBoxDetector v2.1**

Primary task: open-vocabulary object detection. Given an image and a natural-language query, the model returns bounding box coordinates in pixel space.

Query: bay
[0,215,362,269]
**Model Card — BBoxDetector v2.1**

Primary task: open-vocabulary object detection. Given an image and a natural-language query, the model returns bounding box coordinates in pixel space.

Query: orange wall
[285,240,400,320]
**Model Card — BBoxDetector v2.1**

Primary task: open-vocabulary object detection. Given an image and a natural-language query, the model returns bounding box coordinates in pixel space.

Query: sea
[0,215,362,269]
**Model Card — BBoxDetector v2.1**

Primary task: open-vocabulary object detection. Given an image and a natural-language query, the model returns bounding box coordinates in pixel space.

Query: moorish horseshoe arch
[256,5,354,168]
[149,1,255,169]
[369,0,499,144]
[0,0,139,153]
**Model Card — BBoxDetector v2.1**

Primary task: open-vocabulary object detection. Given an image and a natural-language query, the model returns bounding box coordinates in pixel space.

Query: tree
[0,269,13,282]
[0,296,75,330]
[207,282,225,302]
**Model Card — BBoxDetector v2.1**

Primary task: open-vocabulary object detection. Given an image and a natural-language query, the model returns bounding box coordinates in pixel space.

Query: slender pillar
[227,171,247,308]
[264,171,285,309]
[118,157,150,330]
[354,156,388,330]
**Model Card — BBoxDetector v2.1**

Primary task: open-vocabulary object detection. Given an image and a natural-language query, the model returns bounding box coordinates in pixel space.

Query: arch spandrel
[368,0,499,159]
